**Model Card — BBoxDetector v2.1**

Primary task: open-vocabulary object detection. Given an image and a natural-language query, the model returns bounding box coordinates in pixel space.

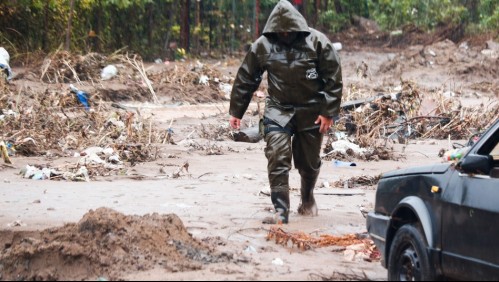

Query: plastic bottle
[443,147,470,162]
[69,84,90,110]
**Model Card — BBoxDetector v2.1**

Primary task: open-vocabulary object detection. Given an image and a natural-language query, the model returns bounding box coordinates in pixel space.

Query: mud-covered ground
[0,32,497,281]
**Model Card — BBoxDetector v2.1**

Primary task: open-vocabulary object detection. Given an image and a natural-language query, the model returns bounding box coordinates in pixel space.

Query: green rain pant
[263,118,323,194]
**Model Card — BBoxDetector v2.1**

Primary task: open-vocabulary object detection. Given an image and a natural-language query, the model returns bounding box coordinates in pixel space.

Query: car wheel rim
[397,244,421,281]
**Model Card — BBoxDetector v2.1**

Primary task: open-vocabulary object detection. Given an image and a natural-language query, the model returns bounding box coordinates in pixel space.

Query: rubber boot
[297,172,319,216]
[262,191,290,224]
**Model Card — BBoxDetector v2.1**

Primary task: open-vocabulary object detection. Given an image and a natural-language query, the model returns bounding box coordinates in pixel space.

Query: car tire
[388,224,436,281]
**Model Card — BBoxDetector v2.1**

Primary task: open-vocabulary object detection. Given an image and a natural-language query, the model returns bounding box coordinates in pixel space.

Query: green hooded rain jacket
[229,0,343,132]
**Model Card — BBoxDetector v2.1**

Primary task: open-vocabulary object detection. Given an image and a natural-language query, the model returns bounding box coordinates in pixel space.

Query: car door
[440,125,499,280]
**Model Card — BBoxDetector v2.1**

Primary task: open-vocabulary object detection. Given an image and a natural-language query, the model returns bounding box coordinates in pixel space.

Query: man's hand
[229,116,241,130]
[315,115,334,134]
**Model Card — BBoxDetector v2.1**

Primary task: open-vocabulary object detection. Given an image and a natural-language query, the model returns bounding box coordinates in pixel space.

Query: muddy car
[367,119,499,281]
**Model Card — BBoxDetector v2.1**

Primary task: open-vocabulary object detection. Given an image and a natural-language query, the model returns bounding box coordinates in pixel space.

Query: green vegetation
[0,0,496,61]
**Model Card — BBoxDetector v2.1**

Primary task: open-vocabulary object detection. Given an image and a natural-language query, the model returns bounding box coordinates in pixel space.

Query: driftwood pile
[148,60,232,104]
[325,80,498,161]
[0,81,163,179]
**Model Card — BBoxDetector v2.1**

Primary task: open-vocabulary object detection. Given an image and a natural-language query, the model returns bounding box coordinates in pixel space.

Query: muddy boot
[297,172,319,216]
[262,191,290,224]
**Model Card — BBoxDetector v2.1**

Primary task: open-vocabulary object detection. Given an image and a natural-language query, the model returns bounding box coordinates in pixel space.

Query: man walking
[229,0,343,224]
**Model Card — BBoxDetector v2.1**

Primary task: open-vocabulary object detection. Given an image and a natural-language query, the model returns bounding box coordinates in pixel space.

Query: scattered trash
[329,140,367,156]
[69,84,91,110]
[198,75,209,85]
[271,258,284,266]
[442,147,470,162]
[7,220,26,228]
[0,47,13,81]
[20,164,92,182]
[101,64,118,80]
[442,91,456,98]
[244,246,257,253]
[267,226,379,263]
[332,160,357,167]
[333,42,342,51]
[333,175,381,189]
[233,126,262,143]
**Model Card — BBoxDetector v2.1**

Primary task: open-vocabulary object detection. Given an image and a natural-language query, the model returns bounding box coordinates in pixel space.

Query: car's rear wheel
[388,224,435,281]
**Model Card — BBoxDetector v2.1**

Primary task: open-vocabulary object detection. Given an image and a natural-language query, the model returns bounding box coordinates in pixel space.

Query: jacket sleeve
[229,48,263,119]
[317,38,343,118]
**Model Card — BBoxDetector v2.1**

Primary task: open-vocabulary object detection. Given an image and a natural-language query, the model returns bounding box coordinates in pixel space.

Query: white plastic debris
[102,147,115,156]
[244,246,257,253]
[108,155,122,165]
[22,165,38,179]
[333,42,342,51]
[219,82,232,99]
[75,166,90,182]
[101,65,118,80]
[78,153,106,166]
[442,91,456,98]
[481,49,498,59]
[81,147,104,156]
[331,140,367,155]
[199,75,209,85]
[0,47,12,80]
[272,258,284,266]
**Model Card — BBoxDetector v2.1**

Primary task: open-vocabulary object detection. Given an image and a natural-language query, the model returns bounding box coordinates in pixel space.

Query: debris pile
[0,208,230,281]
[266,227,380,262]
[332,175,381,189]
[380,39,498,87]
[325,80,498,161]
[0,81,163,179]
[148,60,233,104]
[38,51,112,83]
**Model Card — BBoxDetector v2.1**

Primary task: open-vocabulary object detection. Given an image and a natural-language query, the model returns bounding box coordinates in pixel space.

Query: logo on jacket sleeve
[306,68,318,80]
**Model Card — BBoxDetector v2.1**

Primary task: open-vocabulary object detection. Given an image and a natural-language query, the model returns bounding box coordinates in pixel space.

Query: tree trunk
[43,1,49,51]
[163,0,177,59]
[91,0,103,52]
[147,3,153,48]
[65,0,75,51]
[463,0,479,23]
[194,0,200,53]
[180,0,190,51]
[334,0,344,14]
[254,0,260,40]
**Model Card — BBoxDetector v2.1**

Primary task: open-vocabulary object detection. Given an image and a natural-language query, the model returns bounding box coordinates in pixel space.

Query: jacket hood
[262,0,310,36]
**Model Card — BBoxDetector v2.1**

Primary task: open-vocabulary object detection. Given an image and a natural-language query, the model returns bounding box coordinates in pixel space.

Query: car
[367,118,499,281]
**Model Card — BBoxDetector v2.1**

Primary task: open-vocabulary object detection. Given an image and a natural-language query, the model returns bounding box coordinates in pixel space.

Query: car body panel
[367,119,499,280]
